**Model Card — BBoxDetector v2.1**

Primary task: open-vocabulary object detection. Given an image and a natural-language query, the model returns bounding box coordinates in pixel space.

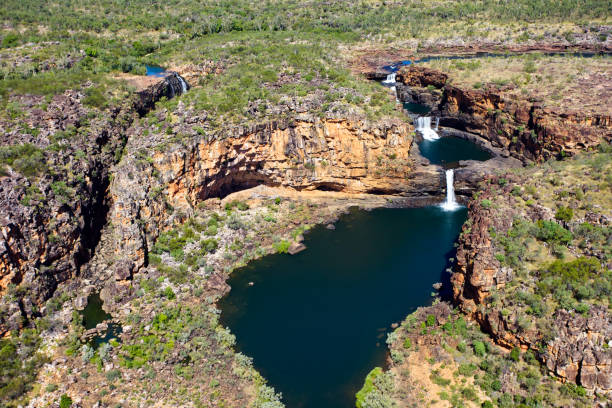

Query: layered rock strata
[396,65,612,162]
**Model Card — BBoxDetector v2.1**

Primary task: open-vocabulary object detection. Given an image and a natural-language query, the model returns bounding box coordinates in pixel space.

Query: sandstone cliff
[396,65,612,162]
[84,107,433,290]
[0,74,190,334]
[451,159,612,396]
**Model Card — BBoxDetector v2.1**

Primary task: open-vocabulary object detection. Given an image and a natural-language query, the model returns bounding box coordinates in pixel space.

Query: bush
[481,199,492,209]
[509,347,520,362]
[59,394,73,408]
[0,143,46,178]
[534,220,572,244]
[555,206,573,222]
[473,341,486,357]
[458,363,478,376]
[1,32,19,48]
[83,87,107,108]
[274,240,290,253]
[545,256,601,283]
[355,367,382,408]
[163,287,175,299]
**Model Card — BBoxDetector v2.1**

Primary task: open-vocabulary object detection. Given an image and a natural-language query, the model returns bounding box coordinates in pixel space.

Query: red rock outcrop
[451,178,612,395]
[87,113,437,286]
[396,66,612,162]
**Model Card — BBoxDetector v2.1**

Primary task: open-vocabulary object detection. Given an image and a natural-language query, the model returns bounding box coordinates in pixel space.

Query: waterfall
[415,117,440,141]
[165,72,189,98]
[178,75,188,94]
[435,117,440,131]
[441,169,460,211]
[382,72,396,85]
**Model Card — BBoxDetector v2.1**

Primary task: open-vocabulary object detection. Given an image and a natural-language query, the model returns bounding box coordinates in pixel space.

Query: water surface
[419,136,491,168]
[220,206,467,408]
[146,65,166,77]
[403,102,431,115]
[81,293,122,348]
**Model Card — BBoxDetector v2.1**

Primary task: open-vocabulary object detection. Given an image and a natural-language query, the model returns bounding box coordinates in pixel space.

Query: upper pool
[219,206,467,408]
[419,136,492,168]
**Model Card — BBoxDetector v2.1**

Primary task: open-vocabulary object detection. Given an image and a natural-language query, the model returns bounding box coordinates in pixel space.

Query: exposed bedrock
[0,73,191,334]
[396,66,612,162]
[86,113,447,298]
[451,181,612,394]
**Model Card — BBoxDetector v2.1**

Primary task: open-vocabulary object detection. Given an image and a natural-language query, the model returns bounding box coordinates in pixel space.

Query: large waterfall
[415,117,440,141]
[441,169,460,211]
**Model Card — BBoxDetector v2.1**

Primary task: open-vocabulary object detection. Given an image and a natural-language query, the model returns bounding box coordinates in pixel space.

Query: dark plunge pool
[219,206,467,408]
[419,136,492,168]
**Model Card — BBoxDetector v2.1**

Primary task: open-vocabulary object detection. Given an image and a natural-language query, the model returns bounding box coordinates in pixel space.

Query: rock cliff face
[1,73,442,334]
[85,112,434,289]
[396,66,612,162]
[0,75,190,335]
[451,173,612,395]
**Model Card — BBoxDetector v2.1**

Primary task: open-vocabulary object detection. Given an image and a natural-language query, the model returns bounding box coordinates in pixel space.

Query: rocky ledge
[396,65,612,162]
[450,156,612,397]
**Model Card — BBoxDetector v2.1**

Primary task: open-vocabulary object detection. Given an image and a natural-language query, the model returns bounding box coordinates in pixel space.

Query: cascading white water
[382,72,396,85]
[435,117,440,131]
[415,117,440,141]
[441,169,460,211]
[178,75,188,94]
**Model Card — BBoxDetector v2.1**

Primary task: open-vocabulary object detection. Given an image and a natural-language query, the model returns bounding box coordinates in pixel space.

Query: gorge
[0,6,611,406]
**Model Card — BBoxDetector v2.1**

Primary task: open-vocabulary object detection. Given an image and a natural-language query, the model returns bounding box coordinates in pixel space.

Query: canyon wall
[451,176,611,395]
[0,74,190,334]
[87,112,431,288]
[396,66,612,162]
[1,74,439,334]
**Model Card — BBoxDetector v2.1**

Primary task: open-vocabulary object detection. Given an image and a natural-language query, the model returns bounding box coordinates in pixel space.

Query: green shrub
[355,367,382,408]
[163,287,175,299]
[462,387,478,401]
[274,240,290,254]
[555,206,573,222]
[473,341,486,357]
[481,199,492,209]
[534,220,572,244]
[403,338,411,349]
[1,32,19,48]
[426,315,436,327]
[83,87,107,108]
[59,394,72,408]
[458,363,477,376]
[0,144,46,178]
[509,347,520,362]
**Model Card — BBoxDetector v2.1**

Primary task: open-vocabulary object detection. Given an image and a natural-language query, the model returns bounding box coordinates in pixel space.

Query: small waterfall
[435,117,440,131]
[382,72,396,85]
[441,169,460,211]
[415,117,440,141]
[178,75,188,94]
[166,72,189,98]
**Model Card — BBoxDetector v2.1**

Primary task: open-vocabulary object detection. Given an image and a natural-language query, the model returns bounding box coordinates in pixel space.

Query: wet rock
[326,224,336,230]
